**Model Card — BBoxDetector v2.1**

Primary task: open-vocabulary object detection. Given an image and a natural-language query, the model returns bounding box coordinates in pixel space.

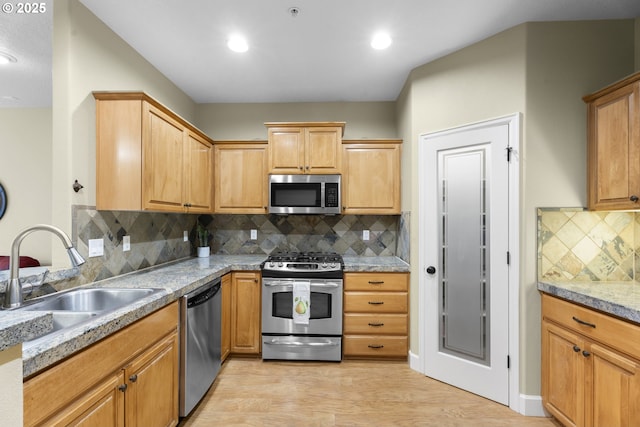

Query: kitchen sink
[17,287,165,346]
[20,288,161,313]
[48,311,98,333]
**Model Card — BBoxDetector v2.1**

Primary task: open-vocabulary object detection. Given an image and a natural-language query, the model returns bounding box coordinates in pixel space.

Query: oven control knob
[278,262,283,267]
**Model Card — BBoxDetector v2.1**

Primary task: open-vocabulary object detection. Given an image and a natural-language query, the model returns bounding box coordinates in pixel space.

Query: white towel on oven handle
[293,280,311,325]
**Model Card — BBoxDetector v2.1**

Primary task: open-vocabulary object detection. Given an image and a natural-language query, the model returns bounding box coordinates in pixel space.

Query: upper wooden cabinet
[266,122,345,174]
[342,140,401,214]
[94,92,214,213]
[584,72,640,210]
[214,141,268,214]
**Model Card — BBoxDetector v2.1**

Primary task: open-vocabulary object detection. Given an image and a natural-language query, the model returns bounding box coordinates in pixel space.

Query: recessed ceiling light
[371,32,392,50]
[0,51,17,65]
[227,35,249,53]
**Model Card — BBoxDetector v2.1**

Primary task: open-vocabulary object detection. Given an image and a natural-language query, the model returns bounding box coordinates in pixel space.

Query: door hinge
[507,355,511,369]
[506,146,513,162]
[507,251,511,265]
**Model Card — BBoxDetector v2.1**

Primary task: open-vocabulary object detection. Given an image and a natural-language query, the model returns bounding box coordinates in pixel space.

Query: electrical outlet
[183,230,188,242]
[123,235,130,252]
[88,238,104,257]
[250,229,257,240]
[363,230,370,241]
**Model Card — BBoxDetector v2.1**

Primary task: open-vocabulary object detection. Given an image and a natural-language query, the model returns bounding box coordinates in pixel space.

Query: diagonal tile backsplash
[58,206,406,291]
[538,208,636,282]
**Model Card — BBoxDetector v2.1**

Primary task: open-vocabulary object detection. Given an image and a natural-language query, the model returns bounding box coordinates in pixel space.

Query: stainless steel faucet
[2,224,86,309]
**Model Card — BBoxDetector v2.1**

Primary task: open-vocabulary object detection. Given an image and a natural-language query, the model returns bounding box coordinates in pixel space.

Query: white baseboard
[408,350,421,373]
[519,394,549,417]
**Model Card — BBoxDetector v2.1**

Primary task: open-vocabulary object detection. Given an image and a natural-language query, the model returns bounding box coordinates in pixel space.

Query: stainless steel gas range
[261,252,343,361]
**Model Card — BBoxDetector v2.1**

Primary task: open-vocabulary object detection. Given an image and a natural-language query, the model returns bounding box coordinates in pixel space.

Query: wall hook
[73,180,84,193]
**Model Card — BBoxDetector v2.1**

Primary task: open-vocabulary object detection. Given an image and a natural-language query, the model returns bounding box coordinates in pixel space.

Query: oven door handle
[263,339,340,347]
[263,281,341,289]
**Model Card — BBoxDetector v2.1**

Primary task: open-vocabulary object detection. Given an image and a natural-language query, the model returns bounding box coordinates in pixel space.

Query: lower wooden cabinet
[541,293,640,427]
[23,301,179,427]
[343,272,409,359]
[221,273,232,362]
[230,271,262,355]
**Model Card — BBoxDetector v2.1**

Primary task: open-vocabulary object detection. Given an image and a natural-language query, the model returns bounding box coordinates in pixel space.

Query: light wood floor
[179,358,561,427]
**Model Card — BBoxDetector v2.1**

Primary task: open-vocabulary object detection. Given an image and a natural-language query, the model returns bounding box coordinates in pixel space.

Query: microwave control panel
[325,183,339,207]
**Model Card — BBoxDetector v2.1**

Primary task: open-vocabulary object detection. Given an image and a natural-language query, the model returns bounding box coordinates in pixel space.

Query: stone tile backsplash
[64,206,405,287]
[538,208,637,282]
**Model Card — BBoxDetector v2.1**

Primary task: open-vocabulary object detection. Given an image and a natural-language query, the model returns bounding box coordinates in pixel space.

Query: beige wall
[0,109,53,264]
[50,0,197,264]
[195,102,397,140]
[398,19,636,398]
[522,20,635,396]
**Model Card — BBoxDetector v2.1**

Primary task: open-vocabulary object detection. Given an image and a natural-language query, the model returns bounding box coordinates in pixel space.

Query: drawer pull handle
[368,322,385,327]
[368,301,384,305]
[368,344,384,349]
[572,345,581,353]
[368,281,385,285]
[582,350,591,358]
[572,316,596,328]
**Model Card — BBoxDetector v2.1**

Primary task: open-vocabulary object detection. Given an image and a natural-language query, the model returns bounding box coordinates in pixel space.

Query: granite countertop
[0,254,409,377]
[538,281,640,324]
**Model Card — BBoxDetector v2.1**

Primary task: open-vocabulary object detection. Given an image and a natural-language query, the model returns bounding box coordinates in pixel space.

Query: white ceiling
[1,1,639,107]
[0,1,52,108]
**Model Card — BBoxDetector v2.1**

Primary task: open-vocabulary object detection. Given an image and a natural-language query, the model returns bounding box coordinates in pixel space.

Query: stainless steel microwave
[268,174,341,215]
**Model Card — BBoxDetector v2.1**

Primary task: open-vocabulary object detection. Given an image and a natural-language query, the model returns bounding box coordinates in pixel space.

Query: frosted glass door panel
[439,147,488,364]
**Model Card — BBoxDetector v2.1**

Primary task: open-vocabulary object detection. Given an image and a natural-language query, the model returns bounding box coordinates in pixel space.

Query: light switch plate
[250,229,257,240]
[183,230,188,242]
[363,230,370,241]
[88,238,104,257]
[123,235,130,252]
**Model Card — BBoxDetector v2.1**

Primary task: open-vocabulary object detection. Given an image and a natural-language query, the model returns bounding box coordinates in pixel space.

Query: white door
[419,116,516,405]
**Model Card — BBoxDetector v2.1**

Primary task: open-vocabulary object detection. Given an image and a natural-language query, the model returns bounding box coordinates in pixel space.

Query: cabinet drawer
[344,272,408,291]
[343,335,408,358]
[344,292,407,313]
[343,313,407,335]
[542,294,640,360]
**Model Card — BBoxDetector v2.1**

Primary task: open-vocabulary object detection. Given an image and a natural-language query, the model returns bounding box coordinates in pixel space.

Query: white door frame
[417,113,521,413]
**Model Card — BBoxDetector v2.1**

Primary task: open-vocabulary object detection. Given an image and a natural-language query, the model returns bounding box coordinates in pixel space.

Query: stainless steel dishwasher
[179,278,222,417]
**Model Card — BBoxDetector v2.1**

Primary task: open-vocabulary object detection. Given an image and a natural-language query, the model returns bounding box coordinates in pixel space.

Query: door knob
[426,266,436,275]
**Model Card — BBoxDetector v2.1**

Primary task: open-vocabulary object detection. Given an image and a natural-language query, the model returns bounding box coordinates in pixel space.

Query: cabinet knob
[118,384,127,392]
[631,195,639,203]
[426,266,436,275]
[129,374,138,383]
[582,350,591,358]
[573,345,581,353]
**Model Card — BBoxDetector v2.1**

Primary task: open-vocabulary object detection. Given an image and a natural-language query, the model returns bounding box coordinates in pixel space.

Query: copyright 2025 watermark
[2,2,47,14]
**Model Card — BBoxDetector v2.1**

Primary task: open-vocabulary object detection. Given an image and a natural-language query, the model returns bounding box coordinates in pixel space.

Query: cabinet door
[125,332,179,427]
[214,143,268,213]
[184,131,214,213]
[231,271,261,354]
[342,143,400,214]
[305,127,341,174]
[268,127,305,174]
[142,103,185,212]
[587,82,640,210]
[47,371,125,427]
[221,273,232,362]
[587,343,640,427]
[542,320,585,427]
